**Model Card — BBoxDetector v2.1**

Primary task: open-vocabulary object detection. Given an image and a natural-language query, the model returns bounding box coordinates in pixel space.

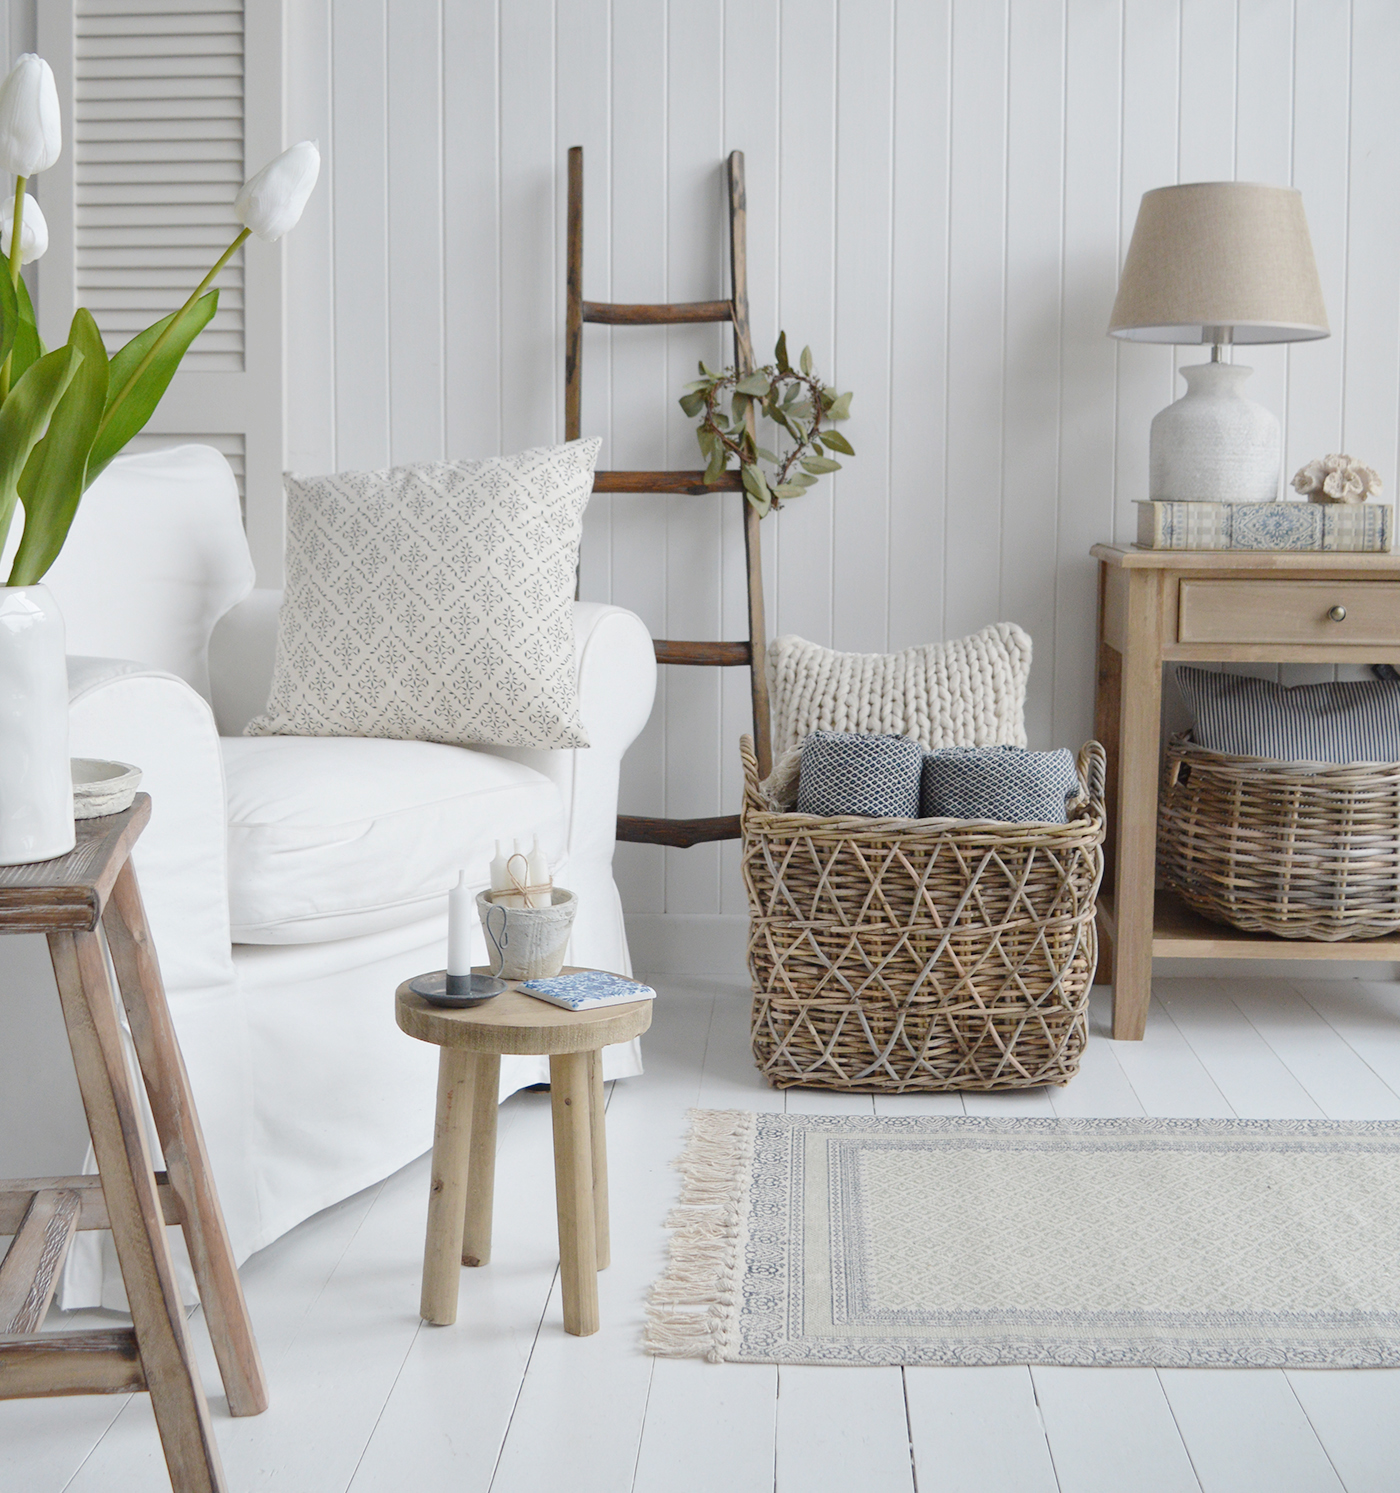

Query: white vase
[0,585,74,865]
[1149,361,1282,503]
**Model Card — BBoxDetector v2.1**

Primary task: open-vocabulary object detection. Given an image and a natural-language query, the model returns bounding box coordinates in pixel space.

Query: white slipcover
[0,446,657,1306]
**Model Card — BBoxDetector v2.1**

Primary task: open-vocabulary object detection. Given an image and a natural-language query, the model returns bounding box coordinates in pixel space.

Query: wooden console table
[0,797,266,1493]
[1092,543,1400,1040]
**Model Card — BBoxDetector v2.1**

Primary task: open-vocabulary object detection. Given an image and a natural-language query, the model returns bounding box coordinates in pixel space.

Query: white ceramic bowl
[71,758,142,820]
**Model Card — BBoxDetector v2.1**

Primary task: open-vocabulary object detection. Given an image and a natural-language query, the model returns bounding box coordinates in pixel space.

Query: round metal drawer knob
[1328,605,1348,622]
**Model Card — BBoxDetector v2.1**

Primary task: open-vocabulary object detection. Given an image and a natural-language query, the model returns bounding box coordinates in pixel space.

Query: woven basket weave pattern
[1157,736,1400,940]
[740,736,1106,1092]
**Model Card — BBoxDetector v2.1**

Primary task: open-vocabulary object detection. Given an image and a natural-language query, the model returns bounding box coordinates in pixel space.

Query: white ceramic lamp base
[1149,361,1282,503]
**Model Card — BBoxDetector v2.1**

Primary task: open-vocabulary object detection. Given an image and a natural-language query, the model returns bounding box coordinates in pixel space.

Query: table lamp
[1108,182,1328,503]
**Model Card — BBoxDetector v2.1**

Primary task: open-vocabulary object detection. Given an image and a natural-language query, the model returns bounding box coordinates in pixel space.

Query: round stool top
[395,966,654,1055]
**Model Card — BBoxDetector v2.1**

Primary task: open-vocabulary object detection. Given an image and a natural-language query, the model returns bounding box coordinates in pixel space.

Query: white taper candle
[447,870,471,976]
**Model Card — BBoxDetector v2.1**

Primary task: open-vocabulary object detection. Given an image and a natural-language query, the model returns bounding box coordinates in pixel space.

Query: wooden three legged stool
[0,796,266,1493]
[396,969,652,1337]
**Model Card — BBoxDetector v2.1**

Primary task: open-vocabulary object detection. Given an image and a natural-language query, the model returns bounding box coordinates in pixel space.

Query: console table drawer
[1177,579,1400,646]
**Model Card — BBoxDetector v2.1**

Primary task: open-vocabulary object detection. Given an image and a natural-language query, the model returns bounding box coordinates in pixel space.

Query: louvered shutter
[37,0,285,580]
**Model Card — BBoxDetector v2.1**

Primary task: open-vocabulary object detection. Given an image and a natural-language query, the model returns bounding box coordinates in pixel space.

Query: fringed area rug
[643,1110,1400,1367]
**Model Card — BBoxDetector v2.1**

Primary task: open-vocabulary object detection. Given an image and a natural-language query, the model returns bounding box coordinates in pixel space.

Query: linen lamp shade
[1108,182,1328,345]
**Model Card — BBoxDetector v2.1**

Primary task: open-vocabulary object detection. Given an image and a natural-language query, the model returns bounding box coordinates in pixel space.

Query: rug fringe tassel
[642,1108,757,1362]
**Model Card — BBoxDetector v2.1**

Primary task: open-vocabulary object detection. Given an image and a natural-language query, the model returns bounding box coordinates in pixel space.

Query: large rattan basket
[1157,735,1400,940]
[740,735,1106,1092]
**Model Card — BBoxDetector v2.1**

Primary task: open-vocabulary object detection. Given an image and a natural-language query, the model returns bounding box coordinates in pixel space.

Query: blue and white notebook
[518,971,657,1011]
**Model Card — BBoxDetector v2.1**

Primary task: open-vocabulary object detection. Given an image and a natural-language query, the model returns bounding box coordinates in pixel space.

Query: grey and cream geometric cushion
[797,731,924,818]
[246,438,600,749]
[919,746,1081,823]
[1175,665,1400,763]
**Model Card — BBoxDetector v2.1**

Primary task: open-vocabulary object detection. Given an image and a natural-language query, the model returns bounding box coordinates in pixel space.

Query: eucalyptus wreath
[678,332,854,516]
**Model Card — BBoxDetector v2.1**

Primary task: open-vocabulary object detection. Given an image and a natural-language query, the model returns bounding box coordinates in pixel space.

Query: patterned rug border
[643,1110,1400,1368]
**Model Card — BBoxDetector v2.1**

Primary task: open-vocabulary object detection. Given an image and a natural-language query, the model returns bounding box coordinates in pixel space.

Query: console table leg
[462,1054,499,1267]
[421,1048,476,1325]
[102,861,268,1417]
[549,1052,599,1337]
[49,930,228,1493]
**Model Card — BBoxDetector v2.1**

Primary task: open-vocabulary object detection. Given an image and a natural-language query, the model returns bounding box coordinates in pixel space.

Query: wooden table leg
[587,1050,610,1270]
[462,1053,500,1267]
[548,1052,599,1336]
[101,862,269,1417]
[1111,569,1165,1040]
[421,1049,477,1325]
[49,929,228,1493]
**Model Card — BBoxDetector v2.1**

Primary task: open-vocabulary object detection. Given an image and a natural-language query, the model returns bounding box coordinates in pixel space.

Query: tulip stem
[94,224,250,444]
[0,173,26,403]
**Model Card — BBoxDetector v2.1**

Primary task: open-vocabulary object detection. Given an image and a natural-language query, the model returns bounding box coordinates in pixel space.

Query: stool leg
[49,930,228,1493]
[462,1053,500,1266]
[102,861,268,1417]
[421,1048,476,1325]
[587,1050,610,1270]
[548,1052,599,1336]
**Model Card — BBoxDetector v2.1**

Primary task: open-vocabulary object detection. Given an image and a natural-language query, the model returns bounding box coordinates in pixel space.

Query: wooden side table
[395,970,652,1337]
[1092,543,1400,1041]
[0,796,266,1493]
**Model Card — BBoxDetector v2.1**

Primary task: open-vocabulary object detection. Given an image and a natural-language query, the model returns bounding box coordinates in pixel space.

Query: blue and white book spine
[1135,500,1392,552]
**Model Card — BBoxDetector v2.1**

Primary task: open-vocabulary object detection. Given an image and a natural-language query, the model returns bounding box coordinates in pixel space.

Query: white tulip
[234,140,320,242]
[0,191,46,263]
[0,55,60,178]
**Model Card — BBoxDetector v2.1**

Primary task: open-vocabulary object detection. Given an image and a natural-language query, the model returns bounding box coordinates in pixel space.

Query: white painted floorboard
[5,972,1400,1492]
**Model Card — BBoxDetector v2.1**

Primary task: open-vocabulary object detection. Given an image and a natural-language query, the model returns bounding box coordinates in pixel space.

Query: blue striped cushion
[1175,665,1400,763]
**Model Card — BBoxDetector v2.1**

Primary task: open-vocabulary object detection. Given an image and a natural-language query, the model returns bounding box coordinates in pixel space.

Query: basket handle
[1077,739,1107,821]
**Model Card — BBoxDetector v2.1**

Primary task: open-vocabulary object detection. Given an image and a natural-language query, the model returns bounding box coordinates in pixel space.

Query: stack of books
[1135,499,1392,553]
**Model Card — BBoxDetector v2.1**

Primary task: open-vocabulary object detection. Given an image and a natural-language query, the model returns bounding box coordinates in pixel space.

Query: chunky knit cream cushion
[761,623,1032,808]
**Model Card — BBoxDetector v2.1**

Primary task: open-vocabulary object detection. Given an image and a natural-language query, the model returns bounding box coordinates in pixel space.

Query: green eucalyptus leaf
[828,390,853,421]
[704,445,728,485]
[7,309,109,586]
[755,445,779,463]
[682,377,712,392]
[791,470,818,487]
[87,290,218,483]
[734,372,770,397]
[774,331,791,374]
[699,359,718,378]
[801,455,842,474]
[773,482,806,499]
[741,462,772,518]
[0,344,84,576]
[679,389,707,418]
[800,345,813,375]
[821,428,855,455]
[788,400,813,420]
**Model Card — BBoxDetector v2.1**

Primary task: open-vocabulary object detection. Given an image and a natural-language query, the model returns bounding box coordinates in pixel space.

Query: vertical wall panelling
[330,0,390,476]
[1001,0,1065,750]
[886,0,951,656]
[1053,0,1121,748]
[773,0,837,647]
[607,0,670,913]
[281,1,1400,927]
[663,0,726,915]
[942,0,1009,642]
[386,1,444,467]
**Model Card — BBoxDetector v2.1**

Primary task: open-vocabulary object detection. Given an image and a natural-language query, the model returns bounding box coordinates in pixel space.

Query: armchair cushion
[223,736,567,944]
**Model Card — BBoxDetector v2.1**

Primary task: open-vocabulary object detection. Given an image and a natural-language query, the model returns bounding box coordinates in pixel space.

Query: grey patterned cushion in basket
[919,745,1081,824]
[1175,665,1400,763]
[247,438,600,749]
[797,731,924,817]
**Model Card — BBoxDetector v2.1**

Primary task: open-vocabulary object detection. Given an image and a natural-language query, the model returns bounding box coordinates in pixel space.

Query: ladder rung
[654,640,751,667]
[0,1189,81,1335]
[0,1327,146,1397]
[593,470,744,495]
[583,299,733,325]
[616,814,741,848]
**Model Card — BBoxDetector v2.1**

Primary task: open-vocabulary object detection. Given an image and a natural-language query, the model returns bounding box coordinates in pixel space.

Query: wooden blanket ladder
[566,146,771,848]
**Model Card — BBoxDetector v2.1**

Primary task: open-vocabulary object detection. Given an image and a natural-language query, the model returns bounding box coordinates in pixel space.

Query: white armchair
[0,445,656,1306]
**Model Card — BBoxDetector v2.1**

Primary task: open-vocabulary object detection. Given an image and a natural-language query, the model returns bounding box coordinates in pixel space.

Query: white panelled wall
[272,4,1400,947]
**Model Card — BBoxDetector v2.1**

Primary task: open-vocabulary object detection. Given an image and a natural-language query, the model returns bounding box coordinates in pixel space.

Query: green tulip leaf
[6,272,43,385]
[7,310,110,586]
[87,290,219,484]
[0,344,84,576]
[821,428,855,455]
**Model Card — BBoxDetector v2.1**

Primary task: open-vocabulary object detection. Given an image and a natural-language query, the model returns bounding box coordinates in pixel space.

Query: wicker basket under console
[739,735,1106,1092]
[1158,735,1400,941]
